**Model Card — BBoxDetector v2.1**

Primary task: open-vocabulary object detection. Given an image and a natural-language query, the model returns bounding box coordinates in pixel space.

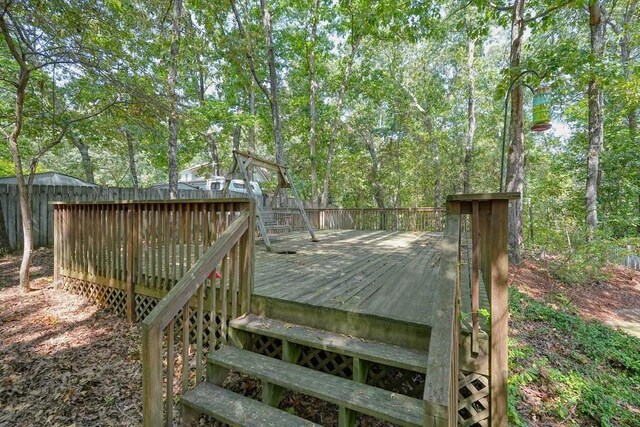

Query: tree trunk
[68,132,95,183]
[206,129,220,177]
[321,36,360,207]
[260,0,286,205]
[248,81,256,152]
[233,125,241,151]
[167,0,183,200]
[364,138,385,209]
[505,0,526,263]
[423,109,442,208]
[586,0,605,239]
[620,1,637,138]
[308,0,319,208]
[124,127,139,189]
[6,65,33,291]
[464,34,476,194]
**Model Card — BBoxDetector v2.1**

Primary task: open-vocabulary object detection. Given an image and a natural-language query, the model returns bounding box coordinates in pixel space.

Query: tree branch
[524,0,574,23]
[229,0,272,103]
[487,0,515,11]
[29,100,118,177]
[0,9,27,70]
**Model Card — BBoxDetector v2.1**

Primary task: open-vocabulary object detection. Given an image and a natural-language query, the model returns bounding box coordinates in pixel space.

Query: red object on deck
[208,271,221,280]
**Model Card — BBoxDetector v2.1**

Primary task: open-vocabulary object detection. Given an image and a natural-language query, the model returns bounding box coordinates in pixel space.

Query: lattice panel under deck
[251,335,282,359]
[62,277,225,353]
[458,371,490,427]
[367,364,425,398]
[135,294,158,320]
[62,277,127,316]
[298,347,352,379]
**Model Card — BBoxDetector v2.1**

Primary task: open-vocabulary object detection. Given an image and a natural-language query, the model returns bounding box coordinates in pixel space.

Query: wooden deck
[252,229,489,352]
[254,230,443,327]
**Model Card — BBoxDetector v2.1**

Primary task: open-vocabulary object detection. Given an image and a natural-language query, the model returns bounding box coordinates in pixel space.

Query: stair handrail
[423,202,461,426]
[142,210,254,427]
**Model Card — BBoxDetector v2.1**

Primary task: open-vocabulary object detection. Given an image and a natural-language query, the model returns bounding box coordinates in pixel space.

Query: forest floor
[0,249,639,426]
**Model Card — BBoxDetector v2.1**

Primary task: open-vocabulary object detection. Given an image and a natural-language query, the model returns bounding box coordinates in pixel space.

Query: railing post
[489,199,509,426]
[142,325,163,427]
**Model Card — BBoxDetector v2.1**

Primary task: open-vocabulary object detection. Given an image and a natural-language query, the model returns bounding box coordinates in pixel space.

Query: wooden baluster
[137,205,143,286]
[196,283,204,383]
[165,320,174,427]
[209,270,218,350]
[239,227,249,314]
[116,205,121,282]
[181,303,190,393]
[230,241,238,319]
[163,203,170,291]
[127,207,135,322]
[152,204,159,290]
[185,204,192,272]
[179,203,185,279]
[171,204,178,289]
[471,200,480,356]
[220,250,229,344]
[193,204,200,264]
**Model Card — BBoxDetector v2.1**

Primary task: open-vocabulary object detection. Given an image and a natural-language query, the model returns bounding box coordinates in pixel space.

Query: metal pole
[499,69,540,192]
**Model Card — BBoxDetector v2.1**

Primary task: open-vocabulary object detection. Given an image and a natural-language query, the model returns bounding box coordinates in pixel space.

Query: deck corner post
[489,199,510,427]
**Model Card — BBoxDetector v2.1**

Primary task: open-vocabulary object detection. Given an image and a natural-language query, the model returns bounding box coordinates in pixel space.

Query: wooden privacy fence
[53,199,254,324]
[423,193,516,426]
[274,207,445,232]
[0,184,244,250]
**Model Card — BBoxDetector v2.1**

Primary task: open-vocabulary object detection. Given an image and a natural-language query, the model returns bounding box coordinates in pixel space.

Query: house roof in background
[0,172,98,187]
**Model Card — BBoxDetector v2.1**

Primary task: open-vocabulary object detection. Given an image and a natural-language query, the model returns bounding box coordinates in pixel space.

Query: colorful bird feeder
[531,86,552,132]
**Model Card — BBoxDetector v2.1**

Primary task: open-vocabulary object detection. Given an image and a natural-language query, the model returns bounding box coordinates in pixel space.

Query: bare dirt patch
[510,259,640,337]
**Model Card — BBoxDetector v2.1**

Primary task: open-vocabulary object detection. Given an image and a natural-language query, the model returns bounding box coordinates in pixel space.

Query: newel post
[488,198,510,426]
[446,192,518,427]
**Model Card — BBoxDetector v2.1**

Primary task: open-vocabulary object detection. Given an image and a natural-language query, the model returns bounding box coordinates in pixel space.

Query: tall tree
[307,0,320,207]
[1,1,116,290]
[320,23,360,207]
[464,28,477,194]
[167,0,183,199]
[504,0,526,262]
[586,0,605,238]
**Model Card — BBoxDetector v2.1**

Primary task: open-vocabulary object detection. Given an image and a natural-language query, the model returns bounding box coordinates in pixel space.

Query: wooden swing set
[223,150,317,251]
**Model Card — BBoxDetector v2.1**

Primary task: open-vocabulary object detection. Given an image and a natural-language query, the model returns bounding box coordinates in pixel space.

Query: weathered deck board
[253,230,465,328]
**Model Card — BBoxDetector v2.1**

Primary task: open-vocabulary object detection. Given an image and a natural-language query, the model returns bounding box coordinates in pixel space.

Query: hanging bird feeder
[531,86,552,132]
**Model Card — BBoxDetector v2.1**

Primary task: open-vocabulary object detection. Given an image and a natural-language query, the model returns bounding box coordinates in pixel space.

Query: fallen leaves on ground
[0,249,142,426]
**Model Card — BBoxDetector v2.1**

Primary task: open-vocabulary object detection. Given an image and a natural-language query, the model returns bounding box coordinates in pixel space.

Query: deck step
[230,314,428,372]
[181,382,319,427]
[208,345,423,427]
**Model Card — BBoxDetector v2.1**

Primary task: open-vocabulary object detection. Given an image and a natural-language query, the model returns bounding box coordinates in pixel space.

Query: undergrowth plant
[508,288,640,426]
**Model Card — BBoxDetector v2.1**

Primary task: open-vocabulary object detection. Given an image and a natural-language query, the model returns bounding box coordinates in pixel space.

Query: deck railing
[141,210,254,426]
[274,207,445,232]
[423,193,516,426]
[53,199,253,321]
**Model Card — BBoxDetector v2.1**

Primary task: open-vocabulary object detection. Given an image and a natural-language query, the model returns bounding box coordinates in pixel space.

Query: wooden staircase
[180,314,428,426]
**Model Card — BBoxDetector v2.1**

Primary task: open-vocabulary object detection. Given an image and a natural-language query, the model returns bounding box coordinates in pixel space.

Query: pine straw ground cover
[1,249,639,426]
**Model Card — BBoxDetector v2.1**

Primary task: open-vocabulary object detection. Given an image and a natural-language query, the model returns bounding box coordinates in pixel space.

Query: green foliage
[547,237,612,285]
[509,288,640,426]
